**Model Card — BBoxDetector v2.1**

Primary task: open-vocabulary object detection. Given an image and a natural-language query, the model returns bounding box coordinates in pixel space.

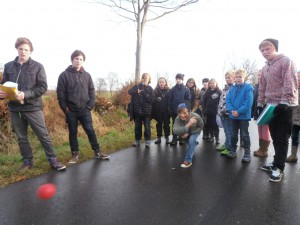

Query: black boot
[170,136,177,146]
[154,137,161,144]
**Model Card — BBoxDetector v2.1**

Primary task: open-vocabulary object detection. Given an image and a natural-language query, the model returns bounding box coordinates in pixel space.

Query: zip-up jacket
[226,82,254,120]
[57,65,95,112]
[1,57,47,112]
[258,54,298,106]
[128,83,153,117]
[168,84,191,114]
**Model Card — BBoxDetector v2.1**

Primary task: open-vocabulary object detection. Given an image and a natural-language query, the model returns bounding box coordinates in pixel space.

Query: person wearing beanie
[173,101,204,168]
[168,73,191,145]
[256,38,298,182]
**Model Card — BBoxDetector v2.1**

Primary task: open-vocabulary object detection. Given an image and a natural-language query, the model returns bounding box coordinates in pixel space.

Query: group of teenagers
[0,37,299,183]
[129,38,299,183]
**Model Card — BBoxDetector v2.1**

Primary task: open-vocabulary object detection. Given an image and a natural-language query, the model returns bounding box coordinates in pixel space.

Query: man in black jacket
[57,50,109,164]
[0,37,66,171]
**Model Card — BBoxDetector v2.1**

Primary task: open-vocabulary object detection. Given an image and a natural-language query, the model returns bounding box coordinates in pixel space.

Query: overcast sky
[1,0,299,88]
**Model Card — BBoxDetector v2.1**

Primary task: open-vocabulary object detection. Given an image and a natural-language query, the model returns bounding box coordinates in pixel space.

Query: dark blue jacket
[168,84,191,114]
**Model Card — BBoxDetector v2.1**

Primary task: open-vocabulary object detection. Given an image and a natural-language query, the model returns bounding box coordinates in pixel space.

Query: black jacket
[2,57,47,112]
[128,83,153,118]
[152,88,170,120]
[56,66,95,112]
[203,88,222,115]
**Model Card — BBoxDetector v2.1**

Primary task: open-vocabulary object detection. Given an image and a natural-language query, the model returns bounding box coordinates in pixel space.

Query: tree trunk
[135,21,142,82]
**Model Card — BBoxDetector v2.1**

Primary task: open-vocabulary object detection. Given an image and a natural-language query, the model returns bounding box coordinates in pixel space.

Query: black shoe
[49,158,66,171]
[215,138,220,145]
[95,151,110,159]
[269,168,283,182]
[261,163,274,172]
[179,139,186,145]
[154,137,161,144]
[17,161,33,172]
[170,139,177,146]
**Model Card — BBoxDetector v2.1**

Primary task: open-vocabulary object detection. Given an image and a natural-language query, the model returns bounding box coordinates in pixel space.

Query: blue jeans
[10,110,56,162]
[292,124,300,146]
[221,116,232,149]
[134,116,151,141]
[66,109,100,152]
[230,119,250,153]
[184,133,200,163]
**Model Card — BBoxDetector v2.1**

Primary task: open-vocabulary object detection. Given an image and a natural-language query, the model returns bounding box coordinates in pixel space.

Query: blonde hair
[141,73,151,84]
[155,77,170,90]
[235,69,247,78]
[208,78,218,87]
[225,70,235,78]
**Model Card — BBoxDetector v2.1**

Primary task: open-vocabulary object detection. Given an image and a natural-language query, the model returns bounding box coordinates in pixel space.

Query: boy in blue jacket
[225,69,254,162]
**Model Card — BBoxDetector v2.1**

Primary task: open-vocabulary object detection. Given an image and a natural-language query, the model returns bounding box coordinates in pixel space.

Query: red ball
[36,183,57,200]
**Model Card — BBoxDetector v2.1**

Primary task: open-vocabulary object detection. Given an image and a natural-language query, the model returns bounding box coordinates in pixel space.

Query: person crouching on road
[173,101,204,168]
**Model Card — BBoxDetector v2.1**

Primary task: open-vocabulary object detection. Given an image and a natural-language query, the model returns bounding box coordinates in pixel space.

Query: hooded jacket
[56,66,95,112]
[258,54,298,106]
[2,57,47,112]
[226,82,254,120]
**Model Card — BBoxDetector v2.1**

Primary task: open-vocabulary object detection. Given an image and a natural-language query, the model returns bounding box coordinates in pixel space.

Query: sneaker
[260,163,274,172]
[95,151,110,159]
[241,154,251,163]
[165,137,171,144]
[49,158,66,171]
[269,168,283,182]
[220,149,230,156]
[181,161,192,168]
[17,161,33,172]
[132,140,141,147]
[145,141,151,148]
[226,151,237,159]
[216,145,227,151]
[68,151,79,164]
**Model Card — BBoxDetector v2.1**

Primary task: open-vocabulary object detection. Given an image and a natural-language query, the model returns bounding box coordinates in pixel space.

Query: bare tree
[95,77,107,94]
[90,0,199,82]
[106,72,119,96]
[225,54,260,85]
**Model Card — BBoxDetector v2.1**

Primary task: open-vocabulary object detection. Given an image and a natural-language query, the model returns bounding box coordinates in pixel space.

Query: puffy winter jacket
[128,83,153,117]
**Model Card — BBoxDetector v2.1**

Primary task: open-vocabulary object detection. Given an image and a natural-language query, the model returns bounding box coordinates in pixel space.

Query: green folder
[256,104,276,125]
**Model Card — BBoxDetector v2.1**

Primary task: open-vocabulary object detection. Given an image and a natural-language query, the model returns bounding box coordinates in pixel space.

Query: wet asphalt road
[1,121,300,225]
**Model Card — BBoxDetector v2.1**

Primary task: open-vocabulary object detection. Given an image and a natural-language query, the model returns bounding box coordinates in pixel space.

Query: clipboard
[0,82,18,101]
[256,104,276,125]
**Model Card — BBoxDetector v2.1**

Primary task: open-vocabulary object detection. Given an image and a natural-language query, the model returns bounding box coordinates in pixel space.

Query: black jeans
[134,116,151,141]
[155,112,170,138]
[269,107,293,171]
[66,109,100,152]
